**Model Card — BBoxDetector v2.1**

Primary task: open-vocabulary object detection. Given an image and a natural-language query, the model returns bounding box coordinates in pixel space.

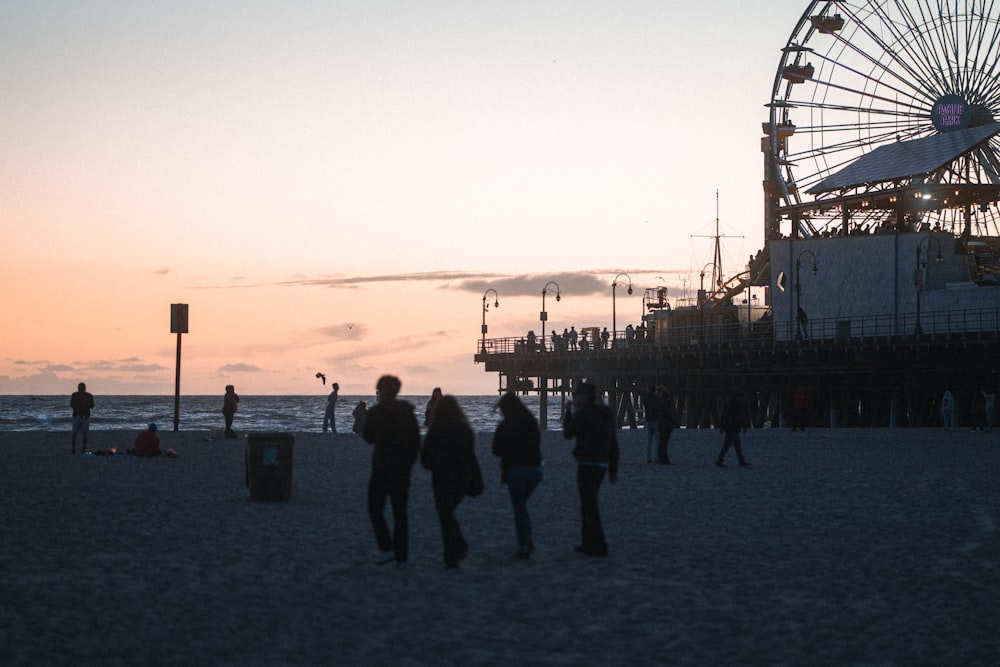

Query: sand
[0,426,997,665]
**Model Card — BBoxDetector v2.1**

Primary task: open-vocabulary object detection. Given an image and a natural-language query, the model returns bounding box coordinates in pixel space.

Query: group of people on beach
[360,374,619,568]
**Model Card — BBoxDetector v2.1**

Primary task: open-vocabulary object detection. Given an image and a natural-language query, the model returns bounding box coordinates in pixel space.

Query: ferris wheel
[764,0,1000,238]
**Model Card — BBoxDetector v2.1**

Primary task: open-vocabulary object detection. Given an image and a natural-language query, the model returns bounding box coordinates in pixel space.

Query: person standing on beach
[643,386,660,464]
[941,389,955,431]
[222,385,239,439]
[716,392,751,468]
[323,383,340,433]
[563,381,619,558]
[492,392,543,560]
[425,387,442,428]
[791,386,811,432]
[70,382,95,454]
[657,387,678,465]
[421,395,479,569]
[362,375,421,566]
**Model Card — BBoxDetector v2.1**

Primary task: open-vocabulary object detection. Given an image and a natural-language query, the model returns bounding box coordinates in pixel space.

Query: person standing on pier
[563,381,619,557]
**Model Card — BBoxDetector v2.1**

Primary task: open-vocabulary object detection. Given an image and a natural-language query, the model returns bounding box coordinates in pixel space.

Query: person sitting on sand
[133,423,162,457]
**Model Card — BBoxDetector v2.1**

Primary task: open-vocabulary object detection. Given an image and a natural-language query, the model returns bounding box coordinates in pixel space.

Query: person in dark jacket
[222,385,239,439]
[563,381,619,557]
[657,387,678,465]
[492,392,543,559]
[643,386,661,463]
[421,395,477,569]
[362,375,421,565]
[716,392,751,467]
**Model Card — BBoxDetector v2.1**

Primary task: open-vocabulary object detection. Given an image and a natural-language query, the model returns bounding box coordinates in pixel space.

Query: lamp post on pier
[612,273,632,344]
[540,281,561,350]
[481,289,499,353]
[914,235,943,334]
[795,250,818,340]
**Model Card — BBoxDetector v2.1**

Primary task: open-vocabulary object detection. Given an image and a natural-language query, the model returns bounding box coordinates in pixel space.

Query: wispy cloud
[219,363,261,373]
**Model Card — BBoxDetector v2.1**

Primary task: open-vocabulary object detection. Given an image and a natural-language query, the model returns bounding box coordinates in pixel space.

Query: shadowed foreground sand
[0,426,998,665]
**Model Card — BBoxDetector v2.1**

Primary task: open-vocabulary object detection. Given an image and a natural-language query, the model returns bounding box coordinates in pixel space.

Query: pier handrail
[475,306,1000,357]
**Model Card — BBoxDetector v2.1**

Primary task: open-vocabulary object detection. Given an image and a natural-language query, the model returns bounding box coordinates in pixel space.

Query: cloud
[41,364,76,372]
[119,363,169,373]
[219,363,261,373]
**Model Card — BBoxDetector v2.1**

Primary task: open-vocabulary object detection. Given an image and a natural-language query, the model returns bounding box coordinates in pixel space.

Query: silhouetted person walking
[70,382,95,454]
[657,387,678,465]
[563,382,619,557]
[717,392,751,467]
[492,392,543,559]
[421,395,479,569]
[362,375,421,565]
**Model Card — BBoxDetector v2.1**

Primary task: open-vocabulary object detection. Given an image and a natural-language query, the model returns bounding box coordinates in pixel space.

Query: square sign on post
[171,304,189,333]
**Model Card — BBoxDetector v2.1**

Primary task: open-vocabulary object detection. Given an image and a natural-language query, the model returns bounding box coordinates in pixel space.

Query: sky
[1,0,813,396]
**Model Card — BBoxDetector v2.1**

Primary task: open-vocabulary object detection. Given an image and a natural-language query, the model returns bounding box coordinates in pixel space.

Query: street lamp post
[541,281,561,351]
[612,273,632,344]
[481,289,499,353]
[914,235,943,334]
[795,250,818,340]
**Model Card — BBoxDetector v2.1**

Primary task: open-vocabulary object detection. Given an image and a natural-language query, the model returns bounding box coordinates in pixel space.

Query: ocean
[0,394,569,434]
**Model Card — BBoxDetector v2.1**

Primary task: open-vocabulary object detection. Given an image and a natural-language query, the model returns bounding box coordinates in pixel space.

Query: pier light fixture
[914,236,943,335]
[540,281,561,349]
[481,289,499,353]
[612,273,633,342]
[795,250,819,340]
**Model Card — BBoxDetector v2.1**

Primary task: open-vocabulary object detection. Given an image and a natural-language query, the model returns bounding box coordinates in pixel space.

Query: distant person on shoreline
[362,375,421,566]
[222,385,240,439]
[70,382,95,454]
[352,401,368,435]
[425,387,442,428]
[421,395,481,569]
[563,381,618,558]
[323,383,340,434]
[492,392,543,560]
[716,392,751,468]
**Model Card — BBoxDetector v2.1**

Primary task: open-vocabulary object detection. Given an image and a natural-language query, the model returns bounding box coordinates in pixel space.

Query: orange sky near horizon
[1,1,811,395]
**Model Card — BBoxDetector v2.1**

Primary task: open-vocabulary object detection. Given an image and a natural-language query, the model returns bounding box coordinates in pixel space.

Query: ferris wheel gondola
[763,0,1000,239]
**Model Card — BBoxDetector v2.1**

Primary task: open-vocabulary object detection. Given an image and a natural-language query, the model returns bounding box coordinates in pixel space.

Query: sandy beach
[0,426,997,665]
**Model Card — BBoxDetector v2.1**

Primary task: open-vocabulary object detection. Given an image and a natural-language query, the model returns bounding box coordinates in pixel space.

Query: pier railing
[476,306,1000,356]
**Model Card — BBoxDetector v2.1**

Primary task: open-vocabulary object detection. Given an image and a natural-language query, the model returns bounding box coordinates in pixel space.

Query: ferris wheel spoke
[835,1,945,93]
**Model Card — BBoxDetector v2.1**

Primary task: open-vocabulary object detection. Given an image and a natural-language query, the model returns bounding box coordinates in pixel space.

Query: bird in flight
[315,372,326,385]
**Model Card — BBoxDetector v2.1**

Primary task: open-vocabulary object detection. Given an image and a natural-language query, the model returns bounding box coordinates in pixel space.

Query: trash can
[245,433,294,501]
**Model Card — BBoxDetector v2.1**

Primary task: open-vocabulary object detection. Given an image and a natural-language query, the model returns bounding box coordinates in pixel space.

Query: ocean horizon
[0,394,573,434]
